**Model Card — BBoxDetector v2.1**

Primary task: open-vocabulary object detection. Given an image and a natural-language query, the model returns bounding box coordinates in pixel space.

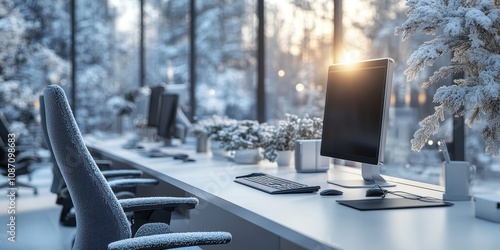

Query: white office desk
[86,136,500,250]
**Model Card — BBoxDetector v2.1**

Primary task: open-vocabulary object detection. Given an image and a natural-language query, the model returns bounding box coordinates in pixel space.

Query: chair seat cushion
[134,222,171,237]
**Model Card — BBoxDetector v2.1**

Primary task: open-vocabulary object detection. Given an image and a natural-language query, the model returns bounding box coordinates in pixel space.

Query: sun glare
[109,0,138,33]
[342,51,361,64]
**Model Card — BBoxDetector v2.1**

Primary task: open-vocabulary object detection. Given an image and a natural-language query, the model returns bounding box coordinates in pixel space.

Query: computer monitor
[157,93,179,146]
[320,58,395,188]
[147,86,165,128]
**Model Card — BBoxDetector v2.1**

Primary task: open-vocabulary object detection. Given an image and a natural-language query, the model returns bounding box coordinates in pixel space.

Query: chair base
[0,180,38,195]
[55,193,77,227]
[62,210,77,227]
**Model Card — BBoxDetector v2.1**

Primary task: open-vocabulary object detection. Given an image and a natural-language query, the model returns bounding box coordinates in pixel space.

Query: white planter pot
[233,149,261,164]
[276,150,293,167]
[294,139,329,172]
[210,140,229,157]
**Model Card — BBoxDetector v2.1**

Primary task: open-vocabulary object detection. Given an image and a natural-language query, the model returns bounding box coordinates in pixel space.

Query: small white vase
[233,148,261,164]
[276,150,293,167]
[210,140,228,157]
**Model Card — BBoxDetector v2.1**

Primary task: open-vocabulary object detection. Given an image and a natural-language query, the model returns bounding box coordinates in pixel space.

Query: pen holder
[441,161,475,201]
[196,134,208,153]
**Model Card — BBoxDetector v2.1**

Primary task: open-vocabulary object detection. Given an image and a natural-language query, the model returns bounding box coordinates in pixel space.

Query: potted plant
[294,114,328,172]
[262,114,323,167]
[297,114,323,140]
[218,120,267,164]
[191,118,211,153]
[195,115,237,156]
[262,114,300,166]
[106,96,135,134]
[132,117,149,139]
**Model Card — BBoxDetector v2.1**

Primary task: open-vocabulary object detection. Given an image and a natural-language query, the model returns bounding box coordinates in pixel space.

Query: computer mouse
[365,187,387,197]
[320,189,343,196]
[149,148,161,153]
[183,158,196,162]
[173,153,189,160]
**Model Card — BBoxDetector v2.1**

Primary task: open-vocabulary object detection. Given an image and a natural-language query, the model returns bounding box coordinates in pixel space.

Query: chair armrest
[119,197,199,235]
[107,178,159,189]
[108,231,232,250]
[95,159,112,170]
[118,197,198,212]
[101,169,143,179]
[15,150,41,163]
[8,145,33,152]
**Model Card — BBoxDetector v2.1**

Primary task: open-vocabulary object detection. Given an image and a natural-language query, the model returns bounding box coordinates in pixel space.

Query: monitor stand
[159,137,172,146]
[328,163,395,188]
[161,137,182,147]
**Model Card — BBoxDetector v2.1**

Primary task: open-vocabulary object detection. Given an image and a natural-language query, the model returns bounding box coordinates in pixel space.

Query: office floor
[0,160,203,250]
[0,162,76,250]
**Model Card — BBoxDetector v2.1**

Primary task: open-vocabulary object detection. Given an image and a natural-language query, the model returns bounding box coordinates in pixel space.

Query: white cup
[441,161,476,201]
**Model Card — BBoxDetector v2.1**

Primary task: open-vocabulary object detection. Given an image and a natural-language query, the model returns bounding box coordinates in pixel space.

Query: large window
[109,0,140,90]
[1,0,499,193]
[265,0,333,120]
[143,0,190,119]
[194,0,257,120]
[337,0,451,185]
[340,0,500,193]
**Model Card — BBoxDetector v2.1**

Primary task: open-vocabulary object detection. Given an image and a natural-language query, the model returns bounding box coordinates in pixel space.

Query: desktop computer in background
[122,85,164,149]
[147,86,164,129]
[145,85,189,145]
[321,58,395,188]
[158,93,179,146]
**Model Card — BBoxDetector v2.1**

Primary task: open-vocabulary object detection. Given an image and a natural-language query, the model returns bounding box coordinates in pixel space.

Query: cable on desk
[368,185,454,205]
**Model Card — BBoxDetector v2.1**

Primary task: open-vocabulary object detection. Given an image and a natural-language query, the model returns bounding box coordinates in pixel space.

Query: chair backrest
[43,85,131,249]
[0,112,11,164]
[0,112,10,147]
[0,140,6,167]
[39,95,66,194]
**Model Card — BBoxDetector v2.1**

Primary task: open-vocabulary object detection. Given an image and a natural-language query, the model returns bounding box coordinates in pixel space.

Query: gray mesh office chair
[0,112,41,194]
[43,85,231,249]
[39,95,159,226]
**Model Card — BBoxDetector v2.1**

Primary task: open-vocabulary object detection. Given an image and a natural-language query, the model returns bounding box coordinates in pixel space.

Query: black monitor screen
[147,86,164,127]
[157,93,178,140]
[321,58,393,166]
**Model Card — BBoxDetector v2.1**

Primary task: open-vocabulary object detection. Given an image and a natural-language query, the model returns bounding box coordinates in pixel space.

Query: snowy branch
[396,0,500,156]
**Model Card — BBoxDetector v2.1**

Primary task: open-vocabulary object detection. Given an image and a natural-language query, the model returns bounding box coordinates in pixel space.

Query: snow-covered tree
[0,0,69,139]
[0,0,26,81]
[395,0,500,156]
[194,0,255,119]
[265,0,332,119]
[73,0,114,132]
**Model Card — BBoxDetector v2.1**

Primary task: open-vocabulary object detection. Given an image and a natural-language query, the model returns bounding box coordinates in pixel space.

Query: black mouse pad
[337,198,453,211]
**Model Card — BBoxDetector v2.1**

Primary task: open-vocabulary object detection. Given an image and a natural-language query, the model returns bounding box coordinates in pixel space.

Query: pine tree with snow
[395,0,500,156]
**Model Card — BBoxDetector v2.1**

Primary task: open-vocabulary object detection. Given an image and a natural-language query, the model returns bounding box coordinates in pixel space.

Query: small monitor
[157,93,179,146]
[321,58,395,188]
[147,86,165,128]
